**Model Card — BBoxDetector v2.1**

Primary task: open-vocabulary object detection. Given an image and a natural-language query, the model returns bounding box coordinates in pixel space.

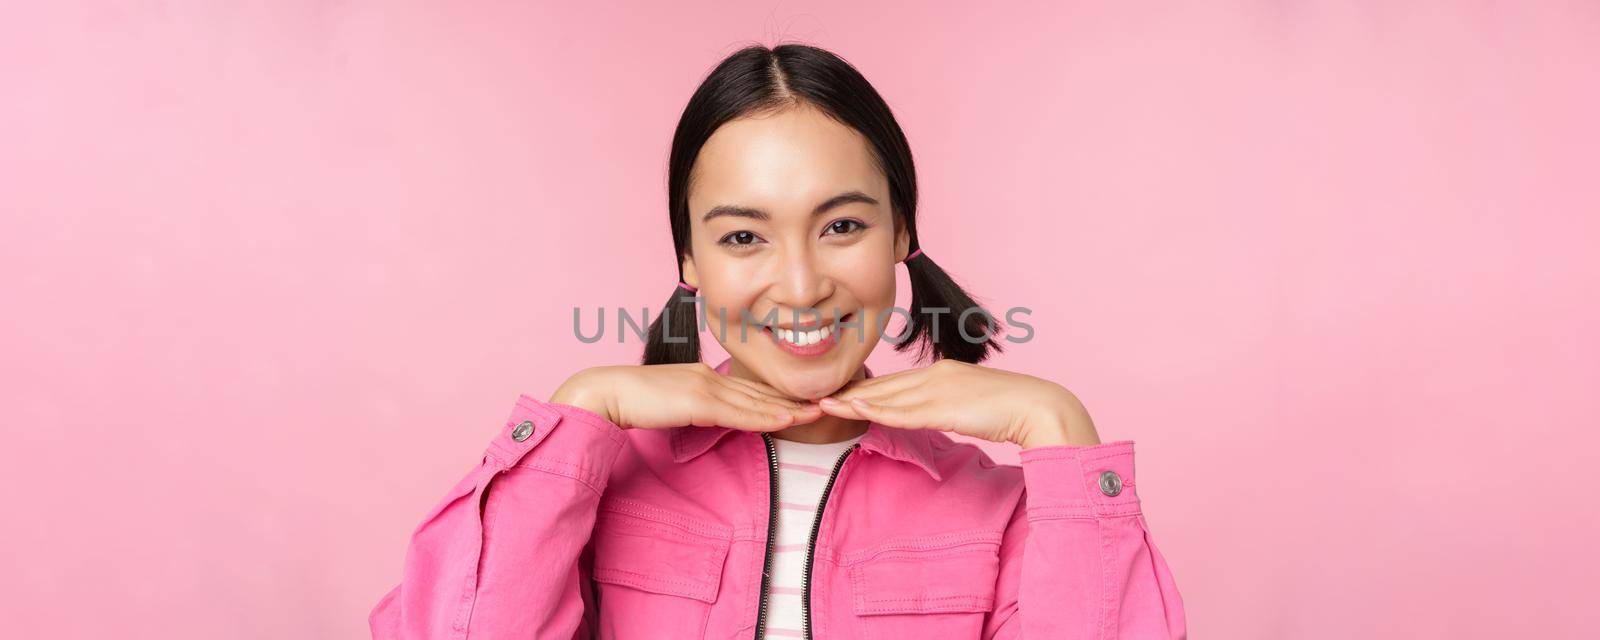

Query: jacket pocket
[590,499,732,639]
[844,531,1002,639]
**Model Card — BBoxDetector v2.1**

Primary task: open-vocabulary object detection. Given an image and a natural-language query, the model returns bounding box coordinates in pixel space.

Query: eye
[823,219,867,236]
[718,230,763,247]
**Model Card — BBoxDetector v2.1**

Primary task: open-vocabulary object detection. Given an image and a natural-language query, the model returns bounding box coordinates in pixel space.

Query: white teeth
[774,323,834,346]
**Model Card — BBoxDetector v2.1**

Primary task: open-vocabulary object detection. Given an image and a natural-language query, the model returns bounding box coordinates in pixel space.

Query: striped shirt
[760,433,864,639]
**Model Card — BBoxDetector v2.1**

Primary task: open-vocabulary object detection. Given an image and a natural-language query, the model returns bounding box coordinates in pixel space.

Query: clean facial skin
[549,105,1098,449]
[679,103,911,443]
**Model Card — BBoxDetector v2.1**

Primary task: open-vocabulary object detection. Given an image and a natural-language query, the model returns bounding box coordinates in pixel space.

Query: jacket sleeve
[369,395,627,639]
[982,441,1187,640]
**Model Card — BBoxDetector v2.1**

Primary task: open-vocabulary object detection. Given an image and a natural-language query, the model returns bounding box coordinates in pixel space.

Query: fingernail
[819,397,841,405]
[850,398,872,407]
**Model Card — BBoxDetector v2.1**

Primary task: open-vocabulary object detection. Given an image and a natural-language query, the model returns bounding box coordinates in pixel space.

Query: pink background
[3,2,1597,638]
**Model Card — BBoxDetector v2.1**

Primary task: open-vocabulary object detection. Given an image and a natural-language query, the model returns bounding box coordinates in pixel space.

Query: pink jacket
[370,359,1187,639]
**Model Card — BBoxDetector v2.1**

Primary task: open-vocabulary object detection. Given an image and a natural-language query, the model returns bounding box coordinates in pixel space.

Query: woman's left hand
[817,360,1102,449]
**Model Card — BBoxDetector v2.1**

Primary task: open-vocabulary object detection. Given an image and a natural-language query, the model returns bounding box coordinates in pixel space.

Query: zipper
[801,442,859,640]
[754,433,780,640]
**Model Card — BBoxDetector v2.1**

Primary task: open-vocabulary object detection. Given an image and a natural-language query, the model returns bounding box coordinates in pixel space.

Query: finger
[820,385,930,422]
[717,398,809,432]
[833,369,934,403]
[816,396,867,420]
[725,375,817,407]
[830,377,926,405]
[830,366,929,399]
[715,381,823,425]
[716,375,809,408]
[712,385,821,422]
[701,365,799,401]
[823,375,930,417]
[704,373,823,424]
[685,396,797,432]
[839,397,936,431]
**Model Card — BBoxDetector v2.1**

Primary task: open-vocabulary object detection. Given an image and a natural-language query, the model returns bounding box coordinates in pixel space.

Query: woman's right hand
[548,363,822,432]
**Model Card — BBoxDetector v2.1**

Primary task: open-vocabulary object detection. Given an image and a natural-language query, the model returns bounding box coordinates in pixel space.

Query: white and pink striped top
[760,433,864,639]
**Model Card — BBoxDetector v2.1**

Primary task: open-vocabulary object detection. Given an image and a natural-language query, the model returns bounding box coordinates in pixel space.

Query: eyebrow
[701,190,880,223]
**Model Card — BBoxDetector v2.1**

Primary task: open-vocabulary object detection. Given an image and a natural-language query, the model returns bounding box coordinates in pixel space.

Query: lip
[763,310,854,331]
[768,319,836,331]
[762,313,850,357]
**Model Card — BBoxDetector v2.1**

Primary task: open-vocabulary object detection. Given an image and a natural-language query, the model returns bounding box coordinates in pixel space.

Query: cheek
[840,263,897,345]
[843,263,897,309]
[697,286,764,345]
[700,293,752,339]
[696,258,761,316]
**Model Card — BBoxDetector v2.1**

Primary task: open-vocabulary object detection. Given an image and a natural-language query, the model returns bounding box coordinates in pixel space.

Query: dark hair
[642,43,1003,366]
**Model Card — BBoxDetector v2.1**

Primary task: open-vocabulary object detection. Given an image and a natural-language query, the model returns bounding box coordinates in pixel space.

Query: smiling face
[681,103,910,400]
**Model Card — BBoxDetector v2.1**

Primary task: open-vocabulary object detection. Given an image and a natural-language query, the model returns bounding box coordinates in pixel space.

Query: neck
[776,411,869,444]
[723,358,870,444]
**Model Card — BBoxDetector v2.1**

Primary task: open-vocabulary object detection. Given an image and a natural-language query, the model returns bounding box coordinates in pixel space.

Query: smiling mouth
[762,312,853,347]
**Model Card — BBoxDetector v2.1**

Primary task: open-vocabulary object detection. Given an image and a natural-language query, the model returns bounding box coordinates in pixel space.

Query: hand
[817,360,1101,449]
[549,363,823,432]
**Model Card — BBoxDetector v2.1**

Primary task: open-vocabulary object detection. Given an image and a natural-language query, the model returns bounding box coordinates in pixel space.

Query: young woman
[370,44,1187,639]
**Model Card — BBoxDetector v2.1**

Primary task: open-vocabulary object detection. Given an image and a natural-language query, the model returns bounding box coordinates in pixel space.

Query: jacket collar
[669,358,943,481]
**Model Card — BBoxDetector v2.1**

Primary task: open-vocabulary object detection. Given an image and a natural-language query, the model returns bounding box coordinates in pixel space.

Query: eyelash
[716,219,868,248]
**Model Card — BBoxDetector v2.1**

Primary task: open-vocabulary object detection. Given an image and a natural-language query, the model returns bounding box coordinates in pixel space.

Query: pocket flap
[847,536,1001,615]
[590,503,732,604]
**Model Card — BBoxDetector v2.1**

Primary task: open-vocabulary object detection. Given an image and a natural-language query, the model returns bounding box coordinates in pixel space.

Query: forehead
[690,105,884,214]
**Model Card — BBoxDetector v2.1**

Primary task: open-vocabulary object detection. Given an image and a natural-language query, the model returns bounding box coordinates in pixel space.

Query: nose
[767,244,832,320]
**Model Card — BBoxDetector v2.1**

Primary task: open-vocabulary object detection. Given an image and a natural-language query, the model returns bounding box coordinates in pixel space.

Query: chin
[776,374,845,401]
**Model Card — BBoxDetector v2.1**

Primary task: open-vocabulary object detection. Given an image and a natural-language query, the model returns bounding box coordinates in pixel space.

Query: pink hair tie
[904,248,923,262]
[677,281,698,293]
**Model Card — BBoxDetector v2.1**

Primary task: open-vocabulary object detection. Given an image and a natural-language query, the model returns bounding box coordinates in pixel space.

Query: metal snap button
[1098,470,1123,497]
[511,420,535,442]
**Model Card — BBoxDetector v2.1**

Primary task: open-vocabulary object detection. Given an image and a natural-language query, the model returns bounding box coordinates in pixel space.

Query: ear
[681,253,700,290]
[894,223,912,263]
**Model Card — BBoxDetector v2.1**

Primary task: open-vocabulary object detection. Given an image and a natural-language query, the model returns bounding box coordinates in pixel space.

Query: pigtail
[898,250,1004,364]
[641,285,701,365]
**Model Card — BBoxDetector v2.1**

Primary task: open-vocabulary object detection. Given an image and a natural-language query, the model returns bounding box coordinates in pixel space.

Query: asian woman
[370,43,1187,640]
